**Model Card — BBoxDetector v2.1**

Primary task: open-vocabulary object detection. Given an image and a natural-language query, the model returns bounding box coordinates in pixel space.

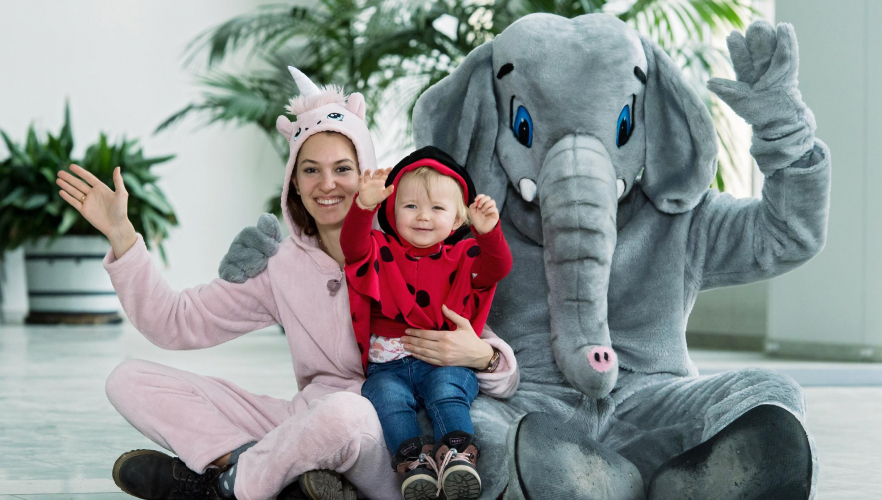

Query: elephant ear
[640,36,718,214]
[413,42,506,206]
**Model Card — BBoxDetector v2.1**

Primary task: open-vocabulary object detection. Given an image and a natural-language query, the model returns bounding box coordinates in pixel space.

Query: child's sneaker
[394,436,440,500]
[433,431,481,500]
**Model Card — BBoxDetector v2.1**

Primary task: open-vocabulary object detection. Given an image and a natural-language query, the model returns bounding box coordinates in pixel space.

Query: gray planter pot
[24,235,121,324]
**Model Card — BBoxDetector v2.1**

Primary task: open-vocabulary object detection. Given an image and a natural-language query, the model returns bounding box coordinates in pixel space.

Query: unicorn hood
[277,67,378,237]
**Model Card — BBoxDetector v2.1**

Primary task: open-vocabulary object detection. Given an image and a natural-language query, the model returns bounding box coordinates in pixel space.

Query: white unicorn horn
[288,66,321,97]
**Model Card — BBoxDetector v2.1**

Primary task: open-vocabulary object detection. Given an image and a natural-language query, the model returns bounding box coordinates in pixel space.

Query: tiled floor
[0,322,879,499]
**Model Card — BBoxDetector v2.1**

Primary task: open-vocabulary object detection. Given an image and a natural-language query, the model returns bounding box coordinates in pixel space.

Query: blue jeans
[361,357,479,454]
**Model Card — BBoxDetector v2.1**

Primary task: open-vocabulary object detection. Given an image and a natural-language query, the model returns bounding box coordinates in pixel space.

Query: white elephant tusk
[617,179,626,201]
[519,178,537,203]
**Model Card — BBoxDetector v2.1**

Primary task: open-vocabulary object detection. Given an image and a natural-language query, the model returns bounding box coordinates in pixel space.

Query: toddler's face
[394,176,462,249]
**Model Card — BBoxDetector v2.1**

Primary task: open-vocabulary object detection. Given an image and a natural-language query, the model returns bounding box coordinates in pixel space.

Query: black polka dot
[406,254,417,261]
[395,313,405,322]
[449,271,457,284]
[407,284,415,295]
[374,260,380,272]
[473,295,480,309]
[429,252,442,260]
[416,290,431,307]
[467,246,481,258]
[356,262,369,277]
[380,246,394,262]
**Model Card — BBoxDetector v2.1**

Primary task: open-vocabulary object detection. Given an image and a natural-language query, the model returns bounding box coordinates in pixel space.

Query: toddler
[340,146,512,500]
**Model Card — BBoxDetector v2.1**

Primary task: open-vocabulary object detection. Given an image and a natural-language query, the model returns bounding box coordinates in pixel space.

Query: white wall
[766,0,881,360]
[0,0,298,314]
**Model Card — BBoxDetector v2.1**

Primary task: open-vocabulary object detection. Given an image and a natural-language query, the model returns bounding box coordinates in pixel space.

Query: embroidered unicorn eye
[293,127,302,140]
[616,95,636,148]
[512,105,533,148]
[327,113,344,121]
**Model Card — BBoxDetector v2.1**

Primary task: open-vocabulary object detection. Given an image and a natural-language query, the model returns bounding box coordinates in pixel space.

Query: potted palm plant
[0,104,177,324]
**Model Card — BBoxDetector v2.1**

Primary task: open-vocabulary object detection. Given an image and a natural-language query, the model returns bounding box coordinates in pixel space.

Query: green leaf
[0,186,27,208]
[60,100,74,156]
[44,202,61,216]
[22,194,49,210]
[121,172,146,198]
[58,208,79,235]
[140,189,175,215]
[1,130,27,163]
[39,167,56,184]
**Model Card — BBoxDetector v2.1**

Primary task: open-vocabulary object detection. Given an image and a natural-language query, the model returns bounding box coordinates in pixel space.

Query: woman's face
[293,132,360,232]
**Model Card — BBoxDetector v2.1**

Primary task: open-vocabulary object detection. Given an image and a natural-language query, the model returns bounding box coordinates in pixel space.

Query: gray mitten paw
[218,214,283,283]
[257,213,283,244]
[707,21,816,173]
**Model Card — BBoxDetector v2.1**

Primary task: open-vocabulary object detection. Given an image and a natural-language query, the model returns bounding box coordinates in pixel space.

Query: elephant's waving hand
[707,21,816,173]
[688,21,829,291]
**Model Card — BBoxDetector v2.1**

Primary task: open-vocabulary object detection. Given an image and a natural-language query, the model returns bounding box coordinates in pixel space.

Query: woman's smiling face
[293,132,360,231]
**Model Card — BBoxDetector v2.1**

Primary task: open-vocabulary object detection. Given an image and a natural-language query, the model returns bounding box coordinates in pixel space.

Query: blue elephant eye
[512,105,533,148]
[293,127,302,140]
[616,96,636,148]
[327,112,344,121]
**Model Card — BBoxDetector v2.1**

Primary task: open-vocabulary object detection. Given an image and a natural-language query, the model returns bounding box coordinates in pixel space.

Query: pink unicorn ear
[276,116,294,140]
[346,93,366,120]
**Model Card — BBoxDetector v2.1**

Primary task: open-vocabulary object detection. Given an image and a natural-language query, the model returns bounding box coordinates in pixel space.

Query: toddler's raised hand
[469,194,499,234]
[356,168,394,210]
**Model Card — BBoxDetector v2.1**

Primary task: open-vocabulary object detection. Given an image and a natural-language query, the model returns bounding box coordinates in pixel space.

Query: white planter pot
[24,235,121,324]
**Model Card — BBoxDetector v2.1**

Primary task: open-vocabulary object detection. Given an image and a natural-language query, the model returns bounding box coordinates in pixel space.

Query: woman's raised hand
[355,168,394,210]
[57,165,137,258]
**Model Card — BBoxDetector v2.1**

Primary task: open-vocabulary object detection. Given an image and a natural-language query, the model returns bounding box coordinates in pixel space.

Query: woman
[55,69,519,500]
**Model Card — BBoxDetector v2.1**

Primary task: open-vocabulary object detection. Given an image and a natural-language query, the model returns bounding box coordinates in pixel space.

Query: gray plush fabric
[219,14,829,500]
[410,13,829,500]
[218,214,282,284]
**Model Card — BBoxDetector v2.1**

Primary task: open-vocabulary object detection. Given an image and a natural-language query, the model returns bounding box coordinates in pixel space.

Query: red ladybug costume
[340,147,513,371]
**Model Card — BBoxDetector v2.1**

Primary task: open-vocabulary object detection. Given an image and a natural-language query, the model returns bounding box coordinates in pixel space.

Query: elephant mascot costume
[220,13,829,500]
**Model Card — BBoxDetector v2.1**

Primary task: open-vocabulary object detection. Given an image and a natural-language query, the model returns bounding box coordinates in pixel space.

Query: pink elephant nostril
[587,346,616,373]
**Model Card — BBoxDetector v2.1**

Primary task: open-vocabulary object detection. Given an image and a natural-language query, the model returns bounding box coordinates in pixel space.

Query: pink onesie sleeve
[103,234,280,350]
[475,325,520,399]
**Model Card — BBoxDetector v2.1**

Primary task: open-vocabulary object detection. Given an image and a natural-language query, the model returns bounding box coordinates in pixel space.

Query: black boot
[648,405,813,500]
[112,449,229,500]
[433,431,481,500]
[394,436,439,500]
[297,470,358,500]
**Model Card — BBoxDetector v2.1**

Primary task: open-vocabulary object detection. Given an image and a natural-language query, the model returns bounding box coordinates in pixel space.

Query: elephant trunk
[538,134,619,398]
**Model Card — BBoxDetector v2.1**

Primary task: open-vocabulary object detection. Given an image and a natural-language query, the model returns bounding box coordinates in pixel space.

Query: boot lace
[170,462,222,499]
[433,449,474,497]
[406,453,442,497]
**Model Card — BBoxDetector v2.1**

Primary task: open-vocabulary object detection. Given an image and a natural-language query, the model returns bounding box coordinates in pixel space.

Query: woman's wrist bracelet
[478,347,501,373]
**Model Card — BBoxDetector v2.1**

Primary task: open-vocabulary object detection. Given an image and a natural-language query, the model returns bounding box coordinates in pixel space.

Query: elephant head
[413,13,717,398]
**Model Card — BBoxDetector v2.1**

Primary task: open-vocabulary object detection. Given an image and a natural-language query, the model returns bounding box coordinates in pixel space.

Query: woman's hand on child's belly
[401,305,494,369]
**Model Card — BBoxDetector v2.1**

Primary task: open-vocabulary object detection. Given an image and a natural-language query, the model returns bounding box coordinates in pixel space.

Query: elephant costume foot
[647,405,812,500]
[505,411,645,500]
